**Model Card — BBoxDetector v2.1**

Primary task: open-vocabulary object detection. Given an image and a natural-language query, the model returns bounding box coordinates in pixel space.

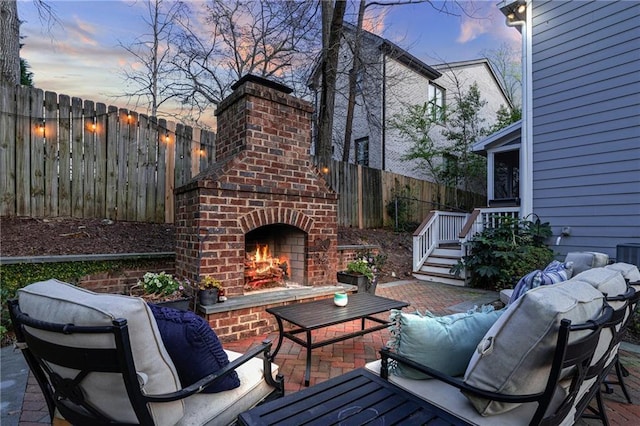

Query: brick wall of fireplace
[174,75,338,296]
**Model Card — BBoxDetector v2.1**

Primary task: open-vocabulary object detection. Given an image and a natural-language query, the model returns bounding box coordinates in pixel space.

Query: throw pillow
[387,306,503,379]
[148,304,240,393]
[509,260,572,303]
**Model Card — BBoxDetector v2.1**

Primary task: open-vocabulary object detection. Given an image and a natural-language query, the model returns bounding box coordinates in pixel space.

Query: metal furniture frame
[8,298,284,425]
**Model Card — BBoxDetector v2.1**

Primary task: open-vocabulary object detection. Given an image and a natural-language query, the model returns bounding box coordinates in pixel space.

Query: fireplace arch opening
[244,224,307,291]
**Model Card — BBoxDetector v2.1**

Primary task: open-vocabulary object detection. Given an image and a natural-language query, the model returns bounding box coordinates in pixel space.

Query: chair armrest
[145,339,283,402]
[379,347,544,404]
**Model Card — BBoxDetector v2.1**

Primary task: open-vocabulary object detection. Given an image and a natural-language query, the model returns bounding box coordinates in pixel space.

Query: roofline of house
[433,59,514,110]
[472,119,522,154]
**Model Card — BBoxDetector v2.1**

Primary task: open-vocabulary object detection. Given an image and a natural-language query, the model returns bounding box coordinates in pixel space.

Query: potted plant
[337,251,386,294]
[198,276,223,305]
[132,272,191,310]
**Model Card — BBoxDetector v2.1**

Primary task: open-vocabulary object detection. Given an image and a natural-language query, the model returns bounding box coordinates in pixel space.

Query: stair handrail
[412,211,468,272]
[459,207,521,247]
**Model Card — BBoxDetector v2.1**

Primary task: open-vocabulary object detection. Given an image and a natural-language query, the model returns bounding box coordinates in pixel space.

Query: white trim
[520,0,534,218]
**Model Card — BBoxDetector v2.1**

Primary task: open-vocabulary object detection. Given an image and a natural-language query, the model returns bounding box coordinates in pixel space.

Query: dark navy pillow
[148,304,240,393]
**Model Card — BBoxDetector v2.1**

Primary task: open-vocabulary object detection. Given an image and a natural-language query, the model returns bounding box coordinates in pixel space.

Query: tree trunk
[342,0,365,163]
[316,0,345,169]
[0,0,20,85]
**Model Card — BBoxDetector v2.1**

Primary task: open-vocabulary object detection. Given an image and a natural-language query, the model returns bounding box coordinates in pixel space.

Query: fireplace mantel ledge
[198,284,357,315]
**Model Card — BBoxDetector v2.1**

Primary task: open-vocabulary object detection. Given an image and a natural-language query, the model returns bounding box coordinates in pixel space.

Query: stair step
[413,271,466,287]
[424,257,458,267]
[432,248,462,257]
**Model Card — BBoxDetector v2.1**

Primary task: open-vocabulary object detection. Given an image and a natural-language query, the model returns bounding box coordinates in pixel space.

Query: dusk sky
[17,0,521,125]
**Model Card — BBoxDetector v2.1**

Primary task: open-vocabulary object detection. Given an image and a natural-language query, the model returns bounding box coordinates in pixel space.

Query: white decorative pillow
[565,252,609,275]
[18,279,184,425]
[463,280,604,416]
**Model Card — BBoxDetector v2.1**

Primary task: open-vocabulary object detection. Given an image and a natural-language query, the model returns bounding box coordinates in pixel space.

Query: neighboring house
[310,25,513,184]
[473,0,640,259]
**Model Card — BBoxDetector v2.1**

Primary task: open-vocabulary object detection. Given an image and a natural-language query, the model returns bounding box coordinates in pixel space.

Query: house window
[355,137,369,166]
[428,83,445,122]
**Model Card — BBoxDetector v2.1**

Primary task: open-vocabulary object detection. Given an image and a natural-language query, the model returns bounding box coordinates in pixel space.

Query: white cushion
[565,252,609,275]
[463,280,604,415]
[18,279,184,425]
[571,267,628,300]
[179,351,280,426]
[605,262,640,283]
[365,360,572,426]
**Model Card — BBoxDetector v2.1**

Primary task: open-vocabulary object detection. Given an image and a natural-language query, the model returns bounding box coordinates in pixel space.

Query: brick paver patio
[15,280,640,425]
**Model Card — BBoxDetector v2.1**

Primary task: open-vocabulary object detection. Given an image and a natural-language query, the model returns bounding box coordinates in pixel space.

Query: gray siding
[531,0,640,258]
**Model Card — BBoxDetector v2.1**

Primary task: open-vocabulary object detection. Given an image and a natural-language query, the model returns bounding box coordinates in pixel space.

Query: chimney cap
[231,74,293,94]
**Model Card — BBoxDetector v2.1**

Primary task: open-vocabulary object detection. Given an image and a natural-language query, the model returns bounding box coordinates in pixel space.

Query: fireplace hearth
[174,75,338,296]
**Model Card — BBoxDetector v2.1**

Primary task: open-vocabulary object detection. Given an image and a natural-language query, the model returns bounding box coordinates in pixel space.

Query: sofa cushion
[463,280,604,416]
[565,251,609,275]
[605,262,640,283]
[571,267,628,299]
[509,260,572,304]
[387,306,503,379]
[18,279,183,426]
[148,304,240,393]
[178,351,279,426]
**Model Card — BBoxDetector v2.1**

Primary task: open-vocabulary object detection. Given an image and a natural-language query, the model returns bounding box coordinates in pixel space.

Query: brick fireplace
[175,75,338,296]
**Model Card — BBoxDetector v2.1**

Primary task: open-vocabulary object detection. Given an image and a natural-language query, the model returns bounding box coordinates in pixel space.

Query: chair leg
[582,391,610,426]
[614,359,633,404]
[602,356,633,404]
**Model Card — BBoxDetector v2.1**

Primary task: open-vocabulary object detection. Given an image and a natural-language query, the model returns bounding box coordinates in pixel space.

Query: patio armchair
[7,279,284,426]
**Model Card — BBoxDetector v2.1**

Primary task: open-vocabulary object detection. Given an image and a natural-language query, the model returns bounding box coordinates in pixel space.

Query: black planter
[198,288,219,305]
[336,272,377,294]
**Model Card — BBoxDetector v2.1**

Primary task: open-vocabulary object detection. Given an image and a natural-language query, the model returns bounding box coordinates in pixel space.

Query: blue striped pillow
[509,260,572,303]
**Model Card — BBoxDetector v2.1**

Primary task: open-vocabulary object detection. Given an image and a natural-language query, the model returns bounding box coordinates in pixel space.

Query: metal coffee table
[266,293,409,386]
[238,368,467,425]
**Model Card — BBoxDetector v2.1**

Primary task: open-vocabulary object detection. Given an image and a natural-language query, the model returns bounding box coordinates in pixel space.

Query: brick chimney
[174,75,338,296]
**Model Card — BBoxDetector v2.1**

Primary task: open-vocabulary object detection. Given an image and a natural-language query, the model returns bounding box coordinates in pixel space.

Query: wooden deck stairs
[413,243,465,286]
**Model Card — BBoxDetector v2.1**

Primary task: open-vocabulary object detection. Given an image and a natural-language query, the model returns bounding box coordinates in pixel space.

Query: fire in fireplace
[244,244,288,289]
[244,224,306,291]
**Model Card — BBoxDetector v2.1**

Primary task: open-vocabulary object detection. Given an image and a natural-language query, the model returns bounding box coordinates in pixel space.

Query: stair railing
[412,211,468,271]
[458,207,521,257]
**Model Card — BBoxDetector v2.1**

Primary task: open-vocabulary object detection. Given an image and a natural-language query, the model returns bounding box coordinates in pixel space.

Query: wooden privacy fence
[0,84,484,227]
[0,84,215,222]
[322,158,485,229]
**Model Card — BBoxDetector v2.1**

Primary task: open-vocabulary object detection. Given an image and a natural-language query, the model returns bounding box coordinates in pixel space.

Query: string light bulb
[165,134,170,143]
[38,122,45,134]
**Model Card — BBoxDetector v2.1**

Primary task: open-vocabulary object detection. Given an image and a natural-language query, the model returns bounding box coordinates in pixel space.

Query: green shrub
[451,215,554,291]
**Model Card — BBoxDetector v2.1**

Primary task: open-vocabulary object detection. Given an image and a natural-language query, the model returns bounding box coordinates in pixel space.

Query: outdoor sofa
[365,260,639,425]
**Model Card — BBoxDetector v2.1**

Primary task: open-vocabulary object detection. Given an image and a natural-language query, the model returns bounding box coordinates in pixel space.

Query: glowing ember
[245,244,289,289]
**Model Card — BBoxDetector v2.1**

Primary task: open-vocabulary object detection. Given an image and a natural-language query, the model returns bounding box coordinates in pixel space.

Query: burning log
[244,244,289,289]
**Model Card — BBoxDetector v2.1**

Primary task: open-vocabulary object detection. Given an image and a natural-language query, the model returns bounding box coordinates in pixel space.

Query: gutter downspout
[505,1,533,218]
[382,53,386,170]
